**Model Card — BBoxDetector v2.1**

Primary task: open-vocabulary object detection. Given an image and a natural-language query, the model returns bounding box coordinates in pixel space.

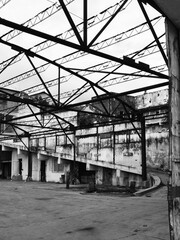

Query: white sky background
[0,0,167,104]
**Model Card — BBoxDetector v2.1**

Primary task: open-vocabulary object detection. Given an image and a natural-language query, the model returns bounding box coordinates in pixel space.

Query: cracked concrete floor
[0,181,169,240]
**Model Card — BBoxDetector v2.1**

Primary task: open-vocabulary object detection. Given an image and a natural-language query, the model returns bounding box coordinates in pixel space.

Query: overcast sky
[0,0,167,103]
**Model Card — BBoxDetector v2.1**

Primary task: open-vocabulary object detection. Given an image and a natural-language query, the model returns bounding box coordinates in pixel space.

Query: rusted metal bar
[11,125,29,149]
[90,84,110,115]
[58,67,61,105]
[62,33,167,106]
[58,0,83,45]
[138,0,168,65]
[3,38,140,115]
[25,54,58,106]
[27,104,44,128]
[28,135,32,178]
[55,116,75,145]
[0,18,168,78]
[83,0,88,46]
[88,0,129,47]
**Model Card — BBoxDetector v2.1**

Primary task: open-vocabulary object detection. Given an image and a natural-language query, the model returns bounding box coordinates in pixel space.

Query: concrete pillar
[86,162,90,171]
[114,169,121,186]
[27,136,32,180]
[166,19,180,240]
[141,116,147,181]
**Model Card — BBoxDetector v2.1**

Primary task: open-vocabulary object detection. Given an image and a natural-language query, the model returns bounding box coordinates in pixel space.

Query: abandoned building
[0,87,168,186]
[1,0,180,238]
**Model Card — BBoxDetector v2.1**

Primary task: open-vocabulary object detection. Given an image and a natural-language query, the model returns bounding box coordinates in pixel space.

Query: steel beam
[25,54,58,106]
[0,38,139,115]
[141,116,147,181]
[58,0,84,45]
[83,0,88,45]
[138,0,168,65]
[88,0,129,47]
[0,17,168,78]
[58,67,61,105]
[0,17,164,89]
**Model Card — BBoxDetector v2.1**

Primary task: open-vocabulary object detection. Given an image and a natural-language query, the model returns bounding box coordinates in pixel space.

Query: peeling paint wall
[135,89,168,109]
[11,148,29,180]
[0,89,169,186]
[146,124,169,169]
[75,122,142,176]
[135,89,169,170]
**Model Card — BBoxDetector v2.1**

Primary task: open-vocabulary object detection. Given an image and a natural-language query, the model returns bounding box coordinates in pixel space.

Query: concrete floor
[0,181,169,240]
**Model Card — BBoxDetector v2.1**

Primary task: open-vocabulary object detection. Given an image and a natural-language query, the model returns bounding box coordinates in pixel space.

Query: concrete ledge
[133,174,162,196]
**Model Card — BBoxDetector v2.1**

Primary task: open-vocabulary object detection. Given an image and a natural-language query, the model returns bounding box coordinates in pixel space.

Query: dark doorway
[19,159,23,175]
[0,150,12,179]
[78,162,95,184]
[103,168,112,185]
[2,162,11,179]
[40,160,46,182]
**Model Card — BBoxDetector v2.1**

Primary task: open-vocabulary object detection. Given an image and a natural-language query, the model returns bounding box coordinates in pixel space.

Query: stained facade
[0,88,168,186]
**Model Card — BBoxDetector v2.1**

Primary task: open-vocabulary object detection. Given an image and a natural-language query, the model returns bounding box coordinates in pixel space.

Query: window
[53,159,64,172]
[57,134,73,146]
[99,133,112,148]
[0,114,13,133]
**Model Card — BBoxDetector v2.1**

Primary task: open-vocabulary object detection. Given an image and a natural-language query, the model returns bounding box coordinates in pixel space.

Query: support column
[113,125,115,164]
[116,169,121,186]
[166,19,180,240]
[73,130,76,172]
[27,136,32,179]
[141,116,147,181]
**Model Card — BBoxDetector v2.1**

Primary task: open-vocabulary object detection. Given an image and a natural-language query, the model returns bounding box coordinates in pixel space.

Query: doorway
[103,168,112,185]
[78,162,95,184]
[40,160,46,182]
[2,162,11,179]
[19,159,23,175]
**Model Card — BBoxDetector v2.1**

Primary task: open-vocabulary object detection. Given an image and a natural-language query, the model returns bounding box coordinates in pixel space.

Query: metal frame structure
[0,0,169,181]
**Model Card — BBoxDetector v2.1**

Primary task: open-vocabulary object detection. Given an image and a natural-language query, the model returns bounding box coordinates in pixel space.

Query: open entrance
[40,160,46,182]
[103,168,112,185]
[77,162,95,184]
[19,159,23,175]
[0,150,12,179]
[2,162,11,179]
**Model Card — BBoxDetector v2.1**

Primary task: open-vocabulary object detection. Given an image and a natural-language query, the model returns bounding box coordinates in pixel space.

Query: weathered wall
[76,122,142,175]
[0,88,169,185]
[166,19,180,239]
[11,148,29,180]
[114,123,141,172]
[135,89,169,170]
[146,124,169,169]
[135,89,168,109]
[31,153,40,181]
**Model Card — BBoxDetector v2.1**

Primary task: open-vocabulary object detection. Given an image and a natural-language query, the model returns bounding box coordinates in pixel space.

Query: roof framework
[0,0,168,142]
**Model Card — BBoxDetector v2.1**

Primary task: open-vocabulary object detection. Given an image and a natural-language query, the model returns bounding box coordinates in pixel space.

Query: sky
[0,0,167,104]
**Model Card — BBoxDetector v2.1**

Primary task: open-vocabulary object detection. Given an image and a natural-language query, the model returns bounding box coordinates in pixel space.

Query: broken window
[99,133,112,148]
[0,114,13,133]
[53,159,64,172]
